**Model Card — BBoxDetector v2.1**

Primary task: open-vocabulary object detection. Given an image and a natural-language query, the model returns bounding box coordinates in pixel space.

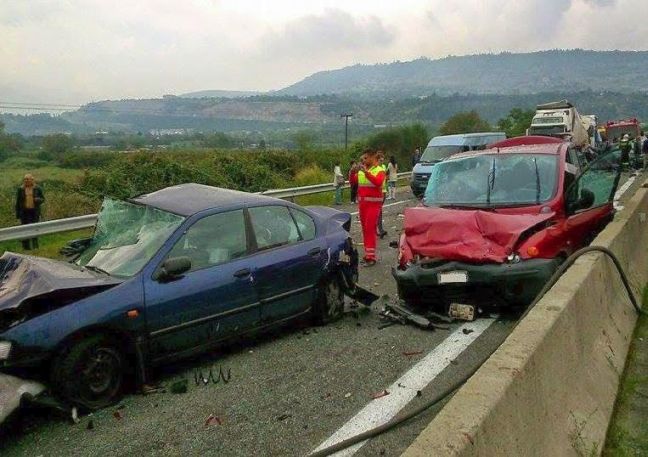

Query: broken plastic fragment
[371,389,390,399]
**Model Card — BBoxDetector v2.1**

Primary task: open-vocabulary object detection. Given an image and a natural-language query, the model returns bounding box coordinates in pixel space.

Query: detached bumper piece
[0,373,45,424]
[378,298,451,330]
[393,258,561,307]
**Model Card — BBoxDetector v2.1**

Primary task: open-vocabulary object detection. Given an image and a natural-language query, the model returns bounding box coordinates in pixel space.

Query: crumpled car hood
[403,206,555,263]
[0,252,122,313]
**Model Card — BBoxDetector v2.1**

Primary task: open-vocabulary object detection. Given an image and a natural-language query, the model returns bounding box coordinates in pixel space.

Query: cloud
[582,0,616,6]
[260,9,395,58]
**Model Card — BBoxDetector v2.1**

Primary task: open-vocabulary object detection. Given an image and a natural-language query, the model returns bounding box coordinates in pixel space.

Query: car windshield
[420,145,465,163]
[424,153,558,207]
[76,198,185,277]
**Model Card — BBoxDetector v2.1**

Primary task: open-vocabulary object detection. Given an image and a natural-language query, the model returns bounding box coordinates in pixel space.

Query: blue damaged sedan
[0,184,358,411]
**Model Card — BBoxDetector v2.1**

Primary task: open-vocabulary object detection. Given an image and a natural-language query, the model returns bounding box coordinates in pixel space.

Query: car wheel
[51,335,125,410]
[313,276,344,325]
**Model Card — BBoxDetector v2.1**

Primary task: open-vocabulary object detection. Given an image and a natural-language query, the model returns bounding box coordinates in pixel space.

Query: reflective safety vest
[358,165,386,202]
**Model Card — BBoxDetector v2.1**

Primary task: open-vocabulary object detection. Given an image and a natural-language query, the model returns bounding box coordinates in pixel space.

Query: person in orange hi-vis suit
[357,149,386,266]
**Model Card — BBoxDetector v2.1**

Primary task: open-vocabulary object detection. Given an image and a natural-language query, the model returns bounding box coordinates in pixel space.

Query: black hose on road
[310,245,645,457]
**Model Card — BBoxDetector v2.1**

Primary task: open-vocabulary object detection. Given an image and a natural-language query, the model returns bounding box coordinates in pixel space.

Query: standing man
[333,161,344,205]
[358,149,386,266]
[348,160,359,204]
[412,147,421,167]
[15,174,45,250]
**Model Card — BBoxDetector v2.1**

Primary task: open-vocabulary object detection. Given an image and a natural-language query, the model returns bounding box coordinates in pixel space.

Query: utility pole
[340,113,353,150]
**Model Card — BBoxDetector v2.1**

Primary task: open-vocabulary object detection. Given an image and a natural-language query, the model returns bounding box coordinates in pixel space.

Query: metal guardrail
[0,172,412,242]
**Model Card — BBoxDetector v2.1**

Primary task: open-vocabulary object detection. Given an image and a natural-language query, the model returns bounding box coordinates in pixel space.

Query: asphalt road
[1,175,643,457]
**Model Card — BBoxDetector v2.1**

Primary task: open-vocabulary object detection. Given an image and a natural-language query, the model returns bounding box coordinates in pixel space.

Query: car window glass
[166,210,247,271]
[249,206,301,250]
[290,208,316,241]
[567,150,620,212]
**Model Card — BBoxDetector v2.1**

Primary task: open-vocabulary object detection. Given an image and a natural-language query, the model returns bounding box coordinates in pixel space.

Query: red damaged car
[393,136,621,310]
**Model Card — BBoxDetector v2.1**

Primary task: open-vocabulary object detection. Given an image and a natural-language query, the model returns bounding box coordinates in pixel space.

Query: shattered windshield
[424,153,558,207]
[419,145,465,163]
[76,198,185,277]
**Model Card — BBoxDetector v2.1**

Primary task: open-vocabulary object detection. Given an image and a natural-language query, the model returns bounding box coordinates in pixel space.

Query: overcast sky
[1,0,646,106]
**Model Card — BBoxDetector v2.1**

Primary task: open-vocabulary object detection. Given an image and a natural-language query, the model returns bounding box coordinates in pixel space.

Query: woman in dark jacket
[15,174,45,250]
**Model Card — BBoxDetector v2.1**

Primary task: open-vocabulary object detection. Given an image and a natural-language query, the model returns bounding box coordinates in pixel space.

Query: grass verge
[603,287,648,456]
[0,229,92,260]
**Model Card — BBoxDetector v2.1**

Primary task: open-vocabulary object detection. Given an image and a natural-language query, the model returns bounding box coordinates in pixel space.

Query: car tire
[313,276,344,325]
[51,335,125,411]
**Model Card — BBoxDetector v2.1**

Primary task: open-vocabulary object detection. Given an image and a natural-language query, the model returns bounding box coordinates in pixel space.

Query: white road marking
[614,174,637,210]
[311,318,496,456]
[350,200,409,216]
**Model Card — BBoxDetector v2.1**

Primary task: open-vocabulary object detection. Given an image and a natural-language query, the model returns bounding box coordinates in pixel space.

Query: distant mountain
[279,50,648,96]
[179,89,263,99]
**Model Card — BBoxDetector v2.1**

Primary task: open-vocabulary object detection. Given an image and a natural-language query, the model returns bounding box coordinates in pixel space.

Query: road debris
[194,366,232,386]
[170,379,188,394]
[378,298,450,331]
[371,389,390,400]
[86,419,94,430]
[276,413,292,421]
[402,350,424,357]
[344,392,352,398]
[142,383,166,395]
[448,303,476,321]
[389,241,399,248]
[205,414,223,426]
[462,328,474,335]
[113,410,123,420]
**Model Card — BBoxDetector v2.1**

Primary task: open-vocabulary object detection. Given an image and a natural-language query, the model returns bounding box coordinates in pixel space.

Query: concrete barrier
[403,181,648,457]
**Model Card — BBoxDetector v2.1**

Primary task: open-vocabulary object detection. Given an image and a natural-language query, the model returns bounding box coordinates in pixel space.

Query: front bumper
[0,373,45,424]
[393,258,561,306]
[410,181,426,198]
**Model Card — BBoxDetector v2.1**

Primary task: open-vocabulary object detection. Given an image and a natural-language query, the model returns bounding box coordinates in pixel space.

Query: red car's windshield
[423,153,559,208]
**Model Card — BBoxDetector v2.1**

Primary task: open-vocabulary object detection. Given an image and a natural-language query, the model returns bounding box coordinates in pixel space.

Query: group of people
[333,149,398,266]
[617,131,648,170]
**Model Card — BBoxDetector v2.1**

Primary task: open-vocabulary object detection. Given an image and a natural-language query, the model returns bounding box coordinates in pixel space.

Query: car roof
[130,183,283,216]
[428,132,505,146]
[447,142,565,161]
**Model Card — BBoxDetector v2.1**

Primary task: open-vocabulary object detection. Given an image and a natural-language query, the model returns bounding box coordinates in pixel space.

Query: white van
[411,132,506,198]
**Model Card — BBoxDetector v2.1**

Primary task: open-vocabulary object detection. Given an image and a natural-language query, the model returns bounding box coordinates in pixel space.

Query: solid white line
[311,318,496,456]
[350,200,409,216]
[613,174,637,210]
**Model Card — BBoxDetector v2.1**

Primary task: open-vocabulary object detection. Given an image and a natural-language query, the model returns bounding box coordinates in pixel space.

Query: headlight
[0,341,12,360]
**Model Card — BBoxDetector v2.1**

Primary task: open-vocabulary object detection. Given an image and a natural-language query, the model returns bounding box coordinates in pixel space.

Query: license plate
[437,271,468,284]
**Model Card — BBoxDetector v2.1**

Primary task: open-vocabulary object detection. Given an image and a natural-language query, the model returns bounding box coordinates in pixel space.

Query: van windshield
[420,145,466,163]
[528,125,566,136]
[424,153,558,208]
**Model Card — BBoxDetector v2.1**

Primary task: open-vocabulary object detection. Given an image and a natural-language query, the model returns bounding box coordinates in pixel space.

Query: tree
[439,111,491,135]
[40,133,75,160]
[0,120,23,162]
[497,108,535,137]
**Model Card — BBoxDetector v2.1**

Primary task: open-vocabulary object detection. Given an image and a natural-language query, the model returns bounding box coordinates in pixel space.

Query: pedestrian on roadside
[349,160,359,204]
[412,147,421,167]
[387,156,398,200]
[15,174,45,250]
[333,161,344,205]
[357,149,386,266]
[619,134,632,170]
[642,132,648,170]
[376,152,388,239]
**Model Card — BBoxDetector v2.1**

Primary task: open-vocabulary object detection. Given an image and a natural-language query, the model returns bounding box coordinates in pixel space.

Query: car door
[247,205,326,324]
[563,152,621,249]
[144,209,260,360]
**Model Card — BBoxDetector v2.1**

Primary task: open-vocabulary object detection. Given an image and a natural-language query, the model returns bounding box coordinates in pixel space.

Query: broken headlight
[0,341,12,360]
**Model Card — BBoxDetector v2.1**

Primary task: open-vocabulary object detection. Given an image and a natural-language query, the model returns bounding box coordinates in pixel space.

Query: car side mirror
[567,188,595,214]
[155,256,191,281]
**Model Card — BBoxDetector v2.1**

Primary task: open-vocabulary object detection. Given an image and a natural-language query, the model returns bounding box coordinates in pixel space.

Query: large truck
[604,118,641,143]
[527,100,591,149]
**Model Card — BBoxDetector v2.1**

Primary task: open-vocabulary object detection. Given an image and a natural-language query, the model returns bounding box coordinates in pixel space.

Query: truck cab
[410,132,506,198]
